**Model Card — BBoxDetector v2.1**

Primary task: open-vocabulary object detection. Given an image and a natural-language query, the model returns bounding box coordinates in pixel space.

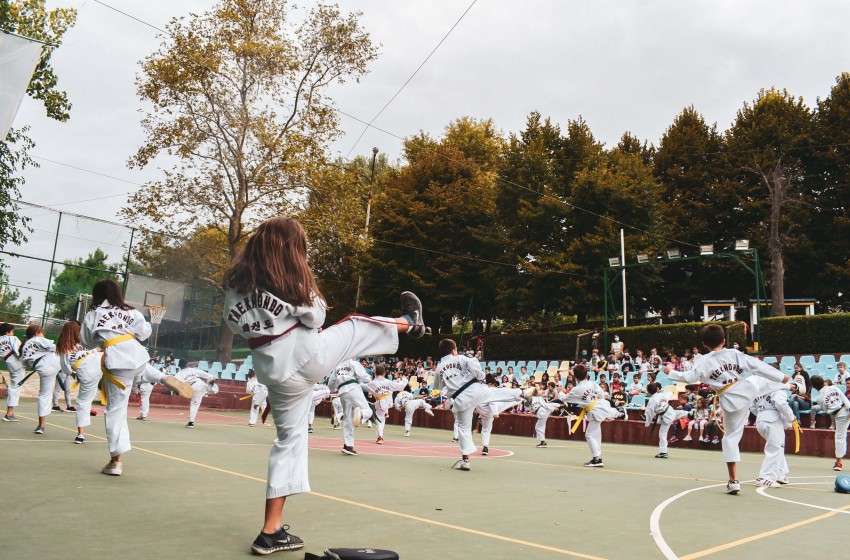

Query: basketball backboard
[124,273,187,322]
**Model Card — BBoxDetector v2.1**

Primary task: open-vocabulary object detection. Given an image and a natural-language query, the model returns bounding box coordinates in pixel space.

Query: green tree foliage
[0,0,76,251]
[123,0,378,361]
[46,249,120,320]
[363,118,505,333]
[0,272,31,324]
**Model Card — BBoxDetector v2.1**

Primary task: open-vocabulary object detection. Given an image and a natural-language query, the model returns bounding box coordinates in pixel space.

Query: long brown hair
[25,323,43,340]
[222,216,323,307]
[56,321,81,354]
[91,279,133,310]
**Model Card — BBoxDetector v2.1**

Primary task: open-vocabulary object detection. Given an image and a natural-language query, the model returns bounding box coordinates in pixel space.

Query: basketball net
[147,305,167,351]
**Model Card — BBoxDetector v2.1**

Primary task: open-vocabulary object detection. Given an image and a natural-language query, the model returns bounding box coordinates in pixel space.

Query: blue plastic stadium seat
[219,370,233,380]
[197,360,209,371]
[763,356,778,365]
[244,355,253,367]
[495,361,507,370]
[628,394,646,408]
[224,362,237,374]
[506,361,516,369]
[525,361,537,372]
[486,361,496,371]
[800,355,816,368]
[234,371,247,382]
[516,360,526,369]
[818,355,837,370]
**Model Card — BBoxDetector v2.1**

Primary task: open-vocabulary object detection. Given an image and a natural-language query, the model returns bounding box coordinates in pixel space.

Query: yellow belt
[791,420,801,453]
[239,394,255,401]
[710,382,736,434]
[70,352,98,390]
[376,394,390,401]
[571,399,598,434]
[98,335,134,405]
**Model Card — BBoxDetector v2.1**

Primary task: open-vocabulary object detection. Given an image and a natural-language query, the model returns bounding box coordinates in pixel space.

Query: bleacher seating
[197,360,209,371]
[779,356,796,374]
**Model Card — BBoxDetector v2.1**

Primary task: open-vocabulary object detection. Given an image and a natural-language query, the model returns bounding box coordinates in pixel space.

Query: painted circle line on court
[308,436,512,457]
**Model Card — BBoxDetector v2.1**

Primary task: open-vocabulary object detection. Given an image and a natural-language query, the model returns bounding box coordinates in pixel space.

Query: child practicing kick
[246,370,269,427]
[810,375,850,471]
[307,382,330,433]
[52,366,74,412]
[668,324,789,494]
[473,386,523,455]
[1,323,24,421]
[56,321,103,444]
[751,383,796,487]
[176,367,219,428]
[394,388,435,438]
[531,390,561,448]
[133,373,153,421]
[221,216,426,555]
[20,324,62,434]
[559,363,628,467]
[328,358,374,455]
[434,338,535,471]
[644,382,691,459]
[82,279,194,477]
[364,364,409,443]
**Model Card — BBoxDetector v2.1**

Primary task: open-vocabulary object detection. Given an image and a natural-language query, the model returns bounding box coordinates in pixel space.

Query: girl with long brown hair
[56,321,102,444]
[81,278,194,476]
[222,216,425,555]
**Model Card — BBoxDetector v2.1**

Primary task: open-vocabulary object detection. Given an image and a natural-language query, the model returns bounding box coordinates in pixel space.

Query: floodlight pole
[621,229,627,327]
[122,228,135,291]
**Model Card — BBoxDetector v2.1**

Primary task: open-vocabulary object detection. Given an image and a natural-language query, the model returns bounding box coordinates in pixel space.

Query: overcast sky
[7,0,850,312]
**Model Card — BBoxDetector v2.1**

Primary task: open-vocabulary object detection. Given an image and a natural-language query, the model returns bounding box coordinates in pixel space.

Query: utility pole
[355,147,379,311]
[620,229,627,327]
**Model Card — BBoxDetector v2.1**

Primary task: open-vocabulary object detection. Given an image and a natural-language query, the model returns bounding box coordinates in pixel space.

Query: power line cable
[344,0,477,158]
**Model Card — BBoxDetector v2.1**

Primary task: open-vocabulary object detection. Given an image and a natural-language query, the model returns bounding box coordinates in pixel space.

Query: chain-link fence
[0,201,231,361]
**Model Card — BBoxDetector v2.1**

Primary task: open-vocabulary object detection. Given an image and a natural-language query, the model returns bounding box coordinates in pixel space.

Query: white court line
[756,485,850,516]
[649,482,728,560]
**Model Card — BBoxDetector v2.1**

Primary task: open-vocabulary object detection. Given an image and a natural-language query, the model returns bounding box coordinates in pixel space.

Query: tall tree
[0,271,31,324]
[364,118,505,333]
[726,89,816,316]
[122,0,378,361]
[0,0,76,250]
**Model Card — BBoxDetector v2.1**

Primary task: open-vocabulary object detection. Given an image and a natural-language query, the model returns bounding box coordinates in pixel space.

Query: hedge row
[479,322,746,361]
[761,313,850,354]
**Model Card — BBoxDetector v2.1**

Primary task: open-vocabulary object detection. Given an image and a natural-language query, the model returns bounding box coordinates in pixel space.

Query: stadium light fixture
[636,254,650,264]
[699,244,714,256]
[665,248,681,259]
[608,257,621,267]
[734,239,750,251]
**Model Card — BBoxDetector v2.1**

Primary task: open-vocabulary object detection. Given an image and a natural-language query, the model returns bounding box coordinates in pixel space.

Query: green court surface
[2,400,847,560]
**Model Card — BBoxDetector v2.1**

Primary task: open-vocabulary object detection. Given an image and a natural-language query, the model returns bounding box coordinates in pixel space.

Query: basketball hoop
[147,305,167,351]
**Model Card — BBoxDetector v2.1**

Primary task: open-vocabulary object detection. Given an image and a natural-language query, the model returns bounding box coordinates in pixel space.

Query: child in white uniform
[56,321,102,443]
[668,324,788,494]
[0,323,24,421]
[475,389,523,455]
[364,364,408,443]
[221,216,426,555]
[20,324,61,434]
[330,394,343,429]
[52,368,74,412]
[82,279,194,477]
[328,358,373,454]
[810,375,850,471]
[176,367,219,428]
[307,382,330,433]
[133,373,153,421]
[751,383,795,487]
[246,370,269,426]
[560,364,628,467]
[434,339,535,470]
[394,389,434,437]
[644,382,690,458]
[531,393,561,448]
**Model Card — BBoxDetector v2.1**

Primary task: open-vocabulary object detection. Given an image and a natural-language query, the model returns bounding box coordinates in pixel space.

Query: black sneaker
[536,441,547,448]
[186,421,195,429]
[341,445,358,455]
[66,406,77,412]
[618,406,628,420]
[250,525,304,555]
[400,292,425,338]
[482,446,489,456]
[136,415,146,421]
[52,406,63,412]
[655,452,668,459]
[584,457,603,468]
[34,426,44,434]
[3,414,19,422]
[74,435,85,444]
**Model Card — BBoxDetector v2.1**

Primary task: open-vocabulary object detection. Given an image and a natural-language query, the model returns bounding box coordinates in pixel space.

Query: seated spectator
[788,363,812,425]
[685,397,710,442]
[500,374,510,387]
[611,386,627,408]
[506,366,515,383]
[684,384,697,410]
[705,401,723,444]
[837,362,847,385]
[627,374,644,402]
[610,373,624,393]
[545,381,558,401]
[540,372,549,385]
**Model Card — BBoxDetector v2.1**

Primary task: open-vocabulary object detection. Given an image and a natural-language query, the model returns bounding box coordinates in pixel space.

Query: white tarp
[0,31,44,140]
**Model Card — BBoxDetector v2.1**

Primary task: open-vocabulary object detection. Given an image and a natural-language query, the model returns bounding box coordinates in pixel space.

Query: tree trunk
[767,165,788,317]
[215,318,234,363]
[485,317,492,334]
[440,313,453,335]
